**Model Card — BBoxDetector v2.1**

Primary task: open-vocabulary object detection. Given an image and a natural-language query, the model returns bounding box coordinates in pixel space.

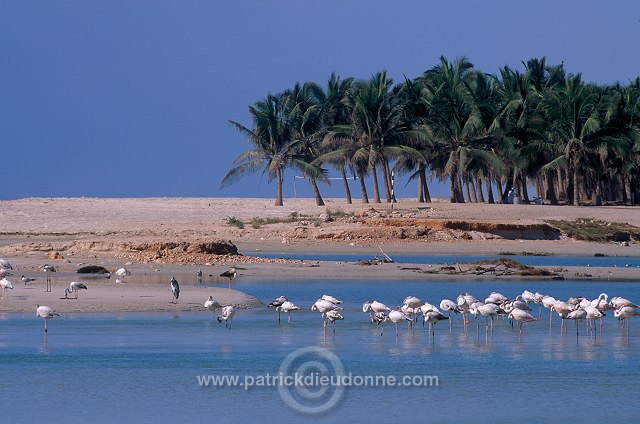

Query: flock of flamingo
[1,258,639,339]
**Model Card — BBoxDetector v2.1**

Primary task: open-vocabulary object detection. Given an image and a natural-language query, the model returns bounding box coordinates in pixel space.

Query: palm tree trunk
[470,176,478,203]
[556,168,566,202]
[382,159,392,203]
[520,174,530,203]
[476,176,485,203]
[545,169,558,205]
[422,168,432,203]
[340,165,352,204]
[572,158,580,206]
[275,168,284,206]
[310,177,325,206]
[494,176,503,203]
[485,176,494,204]
[417,166,425,203]
[464,177,472,203]
[371,163,381,203]
[358,168,369,204]
[450,169,464,203]
[626,174,634,206]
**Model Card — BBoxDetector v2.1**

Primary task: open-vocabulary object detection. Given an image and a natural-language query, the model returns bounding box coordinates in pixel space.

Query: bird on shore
[219,267,237,290]
[0,259,13,270]
[21,275,35,285]
[36,305,59,333]
[115,267,131,280]
[276,301,300,324]
[170,277,180,303]
[42,264,56,292]
[268,296,289,323]
[64,282,87,299]
[0,268,12,278]
[217,305,236,329]
[0,278,14,299]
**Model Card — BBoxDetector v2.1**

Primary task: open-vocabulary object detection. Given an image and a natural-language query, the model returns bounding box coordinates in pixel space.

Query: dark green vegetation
[548,219,640,242]
[222,57,640,207]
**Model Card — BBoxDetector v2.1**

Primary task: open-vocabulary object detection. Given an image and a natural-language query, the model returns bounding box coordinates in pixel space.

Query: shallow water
[1,277,639,423]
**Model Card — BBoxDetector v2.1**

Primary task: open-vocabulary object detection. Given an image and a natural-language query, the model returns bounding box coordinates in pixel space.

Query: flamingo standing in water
[508,309,537,335]
[387,308,413,339]
[219,267,237,290]
[312,299,343,332]
[204,296,222,320]
[268,296,288,323]
[36,305,59,333]
[217,305,236,330]
[322,310,344,335]
[439,299,458,333]
[541,295,557,330]
[276,301,300,324]
[614,306,640,336]
[566,308,587,342]
[423,309,449,340]
[321,294,343,305]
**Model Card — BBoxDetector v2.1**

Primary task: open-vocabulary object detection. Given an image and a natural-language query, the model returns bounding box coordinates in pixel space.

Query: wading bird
[387,309,413,339]
[64,282,87,299]
[0,278,13,299]
[268,295,289,323]
[170,277,180,303]
[204,296,222,319]
[219,267,237,289]
[508,309,537,335]
[276,301,300,324]
[0,259,12,270]
[322,310,344,334]
[217,305,236,330]
[37,305,59,333]
[42,264,56,292]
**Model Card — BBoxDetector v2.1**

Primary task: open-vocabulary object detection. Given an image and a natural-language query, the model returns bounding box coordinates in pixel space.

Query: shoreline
[1,197,639,313]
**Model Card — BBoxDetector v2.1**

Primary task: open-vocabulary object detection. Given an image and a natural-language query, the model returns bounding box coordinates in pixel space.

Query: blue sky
[2,1,639,200]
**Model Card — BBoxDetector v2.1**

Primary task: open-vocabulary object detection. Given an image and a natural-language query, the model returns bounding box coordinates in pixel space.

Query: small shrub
[226,216,245,229]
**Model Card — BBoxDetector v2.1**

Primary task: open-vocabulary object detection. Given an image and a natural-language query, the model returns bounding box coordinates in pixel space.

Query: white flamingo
[403,296,424,309]
[204,296,222,319]
[268,296,288,322]
[472,303,500,336]
[42,264,56,292]
[610,297,638,309]
[322,310,344,334]
[439,299,458,333]
[566,309,588,340]
[321,294,343,304]
[36,305,59,333]
[217,305,236,330]
[508,309,537,335]
[276,301,300,324]
[387,309,413,338]
[363,300,391,323]
[542,295,557,329]
[591,293,610,311]
[614,306,640,335]
[65,282,87,299]
[170,277,180,303]
[0,278,13,299]
[312,299,343,314]
[423,309,449,339]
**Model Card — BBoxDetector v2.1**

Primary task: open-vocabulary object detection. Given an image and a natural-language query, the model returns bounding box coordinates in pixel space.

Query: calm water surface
[1,277,639,423]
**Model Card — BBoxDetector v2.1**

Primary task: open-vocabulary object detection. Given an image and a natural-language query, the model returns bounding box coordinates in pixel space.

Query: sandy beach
[1,197,639,313]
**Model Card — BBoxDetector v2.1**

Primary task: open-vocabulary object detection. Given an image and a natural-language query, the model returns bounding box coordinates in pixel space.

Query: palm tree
[421,56,504,203]
[543,74,630,205]
[221,93,295,206]
[282,82,329,206]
